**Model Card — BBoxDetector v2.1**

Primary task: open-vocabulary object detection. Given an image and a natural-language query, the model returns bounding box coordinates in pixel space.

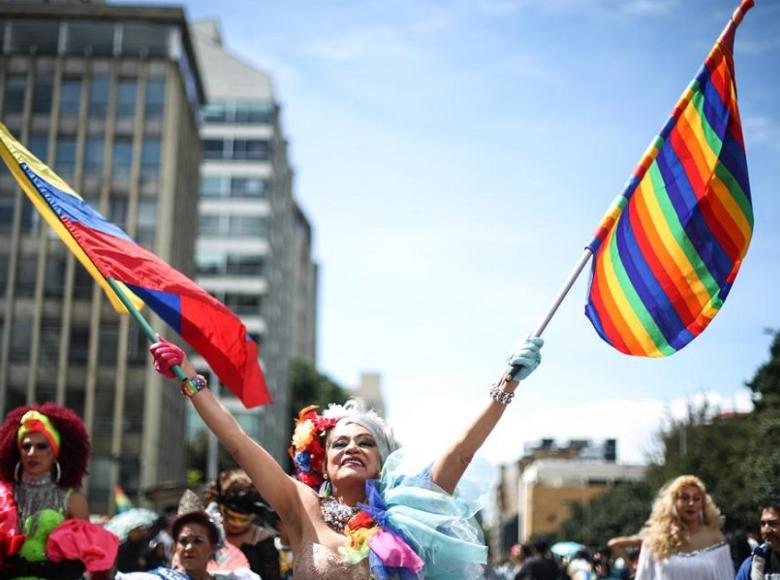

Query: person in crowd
[499,543,530,579]
[150,335,543,578]
[0,403,117,579]
[567,548,594,580]
[514,538,561,580]
[735,496,780,579]
[116,524,154,572]
[207,468,281,579]
[116,489,259,580]
[727,531,754,573]
[634,475,732,579]
[591,545,613,579]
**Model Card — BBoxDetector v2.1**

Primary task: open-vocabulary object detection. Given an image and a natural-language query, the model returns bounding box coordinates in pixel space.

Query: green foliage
[288,357,348,419]
[746,330,780,411]
[558,330,780,542]
[558,480,654,546]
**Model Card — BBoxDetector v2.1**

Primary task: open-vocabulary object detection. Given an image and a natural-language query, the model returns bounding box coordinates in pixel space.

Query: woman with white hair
[150,336,543,579]
[635,475,733,580]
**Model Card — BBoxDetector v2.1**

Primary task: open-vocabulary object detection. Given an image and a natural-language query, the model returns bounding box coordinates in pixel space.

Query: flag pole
[505,248,593,379]
[531,248,593,337]
[105,277,190,383]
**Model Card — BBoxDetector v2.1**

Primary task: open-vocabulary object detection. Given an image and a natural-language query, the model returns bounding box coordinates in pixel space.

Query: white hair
[322,399,399,465]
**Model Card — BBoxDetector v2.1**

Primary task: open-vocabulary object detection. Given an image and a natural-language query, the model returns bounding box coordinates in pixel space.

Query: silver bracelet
[489,384,514,405]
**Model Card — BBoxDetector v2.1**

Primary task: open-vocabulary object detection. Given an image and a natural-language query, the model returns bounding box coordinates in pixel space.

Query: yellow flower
[291,419,315,449]
[340,526,379,564]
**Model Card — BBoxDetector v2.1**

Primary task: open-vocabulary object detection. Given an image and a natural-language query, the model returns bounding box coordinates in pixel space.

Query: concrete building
[492,438,643,559]
[190,20,318,464]
[351,371,385,418]
[0,2,204,512]
[517,458,646,543]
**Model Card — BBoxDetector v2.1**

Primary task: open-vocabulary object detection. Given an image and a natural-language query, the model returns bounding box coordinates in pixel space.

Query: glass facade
[200,174,270,198]
[202,100,273,124]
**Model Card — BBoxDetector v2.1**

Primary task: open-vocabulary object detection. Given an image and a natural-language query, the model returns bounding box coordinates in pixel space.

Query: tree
[746,330,780,412]
[558,480,654,546]
[288,357,348,425]
[558,330,780,540]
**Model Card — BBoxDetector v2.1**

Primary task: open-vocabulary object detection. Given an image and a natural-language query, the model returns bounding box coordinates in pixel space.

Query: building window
[26,134,49,162]
[3,75,27,114]
[231,215,266,236]
[202,100,273,124]
[203,139,226,159]
[145,77,166,120]
[55,138,77,178]
[89,76,110,118]
[231,176,269,198]
[140,138,160,178]
[10,319,32,362]
[137,199,157,240]
[122,23,170,58]
[44,257,66,298]
[66,21,116,56]
[68,324,90,363]
[117,79,137,119]
[109,197,128,229]
[9,20,60,55]
[112,140,133,177]
[31,75,54,115]
[59,78,82,117]
[198,214,267,237]
[202,139,270,161]
[200,175,224,198]
[223,293,262,315]
[196,251,264,276]
[85,138,104,176]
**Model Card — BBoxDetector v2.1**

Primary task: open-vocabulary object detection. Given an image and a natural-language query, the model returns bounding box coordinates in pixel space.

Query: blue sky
[130,0,779,465]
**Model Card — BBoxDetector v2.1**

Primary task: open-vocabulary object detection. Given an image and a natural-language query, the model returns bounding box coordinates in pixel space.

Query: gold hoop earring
[14,461,21,482]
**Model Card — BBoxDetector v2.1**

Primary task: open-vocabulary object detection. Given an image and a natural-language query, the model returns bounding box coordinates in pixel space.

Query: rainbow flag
[114,484,134,514]
[585,0,754,357]
[0,124,269,407]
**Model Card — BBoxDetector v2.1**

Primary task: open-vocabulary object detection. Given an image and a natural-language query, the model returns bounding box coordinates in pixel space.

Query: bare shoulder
[67,490,89,520]
[686,526,726,552]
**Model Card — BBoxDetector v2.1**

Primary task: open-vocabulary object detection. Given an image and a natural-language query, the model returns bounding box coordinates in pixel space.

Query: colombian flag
[0,123,269,407]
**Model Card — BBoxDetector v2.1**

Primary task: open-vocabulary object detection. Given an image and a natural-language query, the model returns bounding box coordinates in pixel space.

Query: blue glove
[506,337,544,381]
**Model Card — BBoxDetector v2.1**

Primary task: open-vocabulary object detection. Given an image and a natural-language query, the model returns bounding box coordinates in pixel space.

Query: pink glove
[149,335,184,378]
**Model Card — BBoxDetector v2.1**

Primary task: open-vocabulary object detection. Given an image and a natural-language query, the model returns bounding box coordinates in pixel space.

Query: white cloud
[388,387,754,473]
[744,116,780,150]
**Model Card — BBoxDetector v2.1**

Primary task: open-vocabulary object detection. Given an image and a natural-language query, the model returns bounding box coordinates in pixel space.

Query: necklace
[320,496,358,533]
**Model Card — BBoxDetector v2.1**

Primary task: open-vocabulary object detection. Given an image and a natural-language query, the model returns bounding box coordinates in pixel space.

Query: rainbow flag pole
[509,0,754,373]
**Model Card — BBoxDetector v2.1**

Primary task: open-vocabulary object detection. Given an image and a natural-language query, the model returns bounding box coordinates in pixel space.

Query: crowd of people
[491,475,780,580]
[0,334,779,579]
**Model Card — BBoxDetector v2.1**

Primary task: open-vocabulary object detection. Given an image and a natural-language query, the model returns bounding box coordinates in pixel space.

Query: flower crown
[289,405,338,488]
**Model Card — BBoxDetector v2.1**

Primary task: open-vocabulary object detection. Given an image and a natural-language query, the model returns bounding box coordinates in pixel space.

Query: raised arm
[149,339,303,536]
[430,338,543,494]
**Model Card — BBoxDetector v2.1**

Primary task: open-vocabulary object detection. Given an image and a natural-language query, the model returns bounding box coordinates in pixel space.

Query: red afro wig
[0,403,90,488]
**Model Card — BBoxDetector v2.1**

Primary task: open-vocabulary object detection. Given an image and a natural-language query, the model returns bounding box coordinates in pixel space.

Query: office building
[0,2,205,512]
[191,20,318,464]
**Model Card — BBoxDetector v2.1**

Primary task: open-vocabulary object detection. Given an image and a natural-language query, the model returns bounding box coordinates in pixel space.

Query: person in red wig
[0,402,117,579]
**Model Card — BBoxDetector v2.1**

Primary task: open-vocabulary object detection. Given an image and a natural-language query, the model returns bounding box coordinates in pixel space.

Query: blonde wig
[640,475,724,560]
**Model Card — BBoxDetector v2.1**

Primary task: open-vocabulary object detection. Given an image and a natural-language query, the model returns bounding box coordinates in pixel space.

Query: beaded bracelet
[489,383,514,405]
[181,374,208,398]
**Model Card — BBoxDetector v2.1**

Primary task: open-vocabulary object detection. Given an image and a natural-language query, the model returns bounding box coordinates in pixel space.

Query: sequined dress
[293,448,491,579]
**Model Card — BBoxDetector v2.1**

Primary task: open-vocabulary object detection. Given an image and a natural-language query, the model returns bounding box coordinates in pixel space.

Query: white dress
[635,541,734,580]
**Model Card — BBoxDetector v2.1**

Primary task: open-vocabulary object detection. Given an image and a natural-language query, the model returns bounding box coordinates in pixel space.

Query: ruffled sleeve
[45,518,119,572]
[363,448,490,579]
